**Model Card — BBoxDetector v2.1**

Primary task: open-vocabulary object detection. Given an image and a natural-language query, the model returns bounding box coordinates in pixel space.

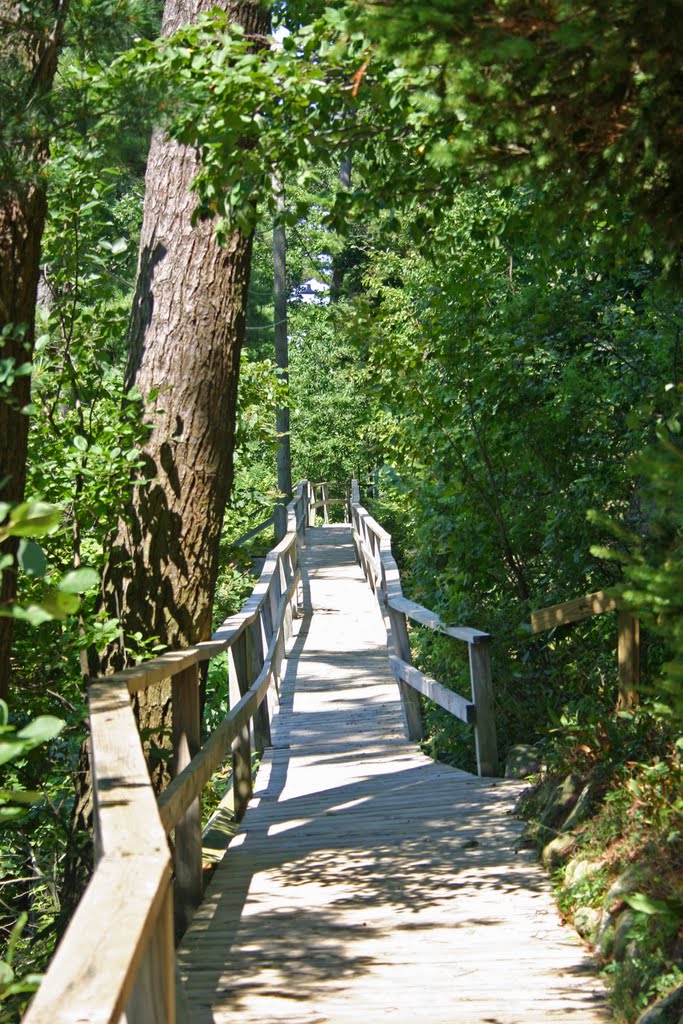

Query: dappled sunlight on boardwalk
[178,526,610,1024]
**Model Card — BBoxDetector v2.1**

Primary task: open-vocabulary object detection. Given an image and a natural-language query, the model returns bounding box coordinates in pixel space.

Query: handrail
[349,480,498,777]
[25,480,312,1024]
[530,589,638,710]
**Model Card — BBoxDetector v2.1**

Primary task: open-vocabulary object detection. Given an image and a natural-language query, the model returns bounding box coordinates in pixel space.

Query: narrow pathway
[179,525,609,1023]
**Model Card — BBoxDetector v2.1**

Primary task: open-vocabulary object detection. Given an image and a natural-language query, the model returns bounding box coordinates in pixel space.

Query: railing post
[248,616,271,755]
[125,883,175,1024]
[308,483,317,527]
[229,631,253,821]
[617,611,639,710]
[468,637,498,777]
[321,482,329,524]
[387,577,423,737]
[171,662,202,938]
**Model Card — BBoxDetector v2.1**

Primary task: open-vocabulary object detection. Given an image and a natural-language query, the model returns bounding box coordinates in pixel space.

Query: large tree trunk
[64,0,271,908]
[0,1,70,699]
[101,0,270,768]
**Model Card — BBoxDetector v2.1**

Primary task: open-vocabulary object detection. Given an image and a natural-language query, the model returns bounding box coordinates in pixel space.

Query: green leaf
[73,435,88,452]
[7,501,61,538]
[16,715,64,744]
[17,539,47,578]
[2,603,55,626]
[0,789,43,804]
[40,590,81,618]
[57,567,100,593]
[623,892,675,916]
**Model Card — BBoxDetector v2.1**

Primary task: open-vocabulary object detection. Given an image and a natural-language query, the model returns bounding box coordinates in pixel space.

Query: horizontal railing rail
[25,481,312,1024]
[349,479,498,778]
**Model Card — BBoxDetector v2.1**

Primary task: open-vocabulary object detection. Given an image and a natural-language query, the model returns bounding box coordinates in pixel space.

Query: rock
[595,910,615,958]
[540,773,582,830]
[635,984,683,1024]
[605,866,644,905]
[573,906,602,941]
[613,910,639,961]
[542,832,577,870]
[562,781,597,831]
[505,744,542,779]
[563,856,602,889]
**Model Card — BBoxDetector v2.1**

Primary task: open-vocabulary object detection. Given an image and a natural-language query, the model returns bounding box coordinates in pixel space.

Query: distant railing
[25,482,312,1024]
[349,480,498,777]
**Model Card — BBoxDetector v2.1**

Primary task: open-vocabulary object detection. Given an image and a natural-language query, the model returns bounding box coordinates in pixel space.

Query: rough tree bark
[101,0,271,765]
[0,0,70,699]
[63,0,271,909]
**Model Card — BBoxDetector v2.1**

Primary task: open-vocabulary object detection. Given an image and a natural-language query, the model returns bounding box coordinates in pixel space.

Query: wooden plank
[530,590,619,633]
[617,611,639,709]
[388,595,490,645]
[385,616,424,741]
[231,515,275,548]
[468,638,498,777]
[158,572,301,833]
[89,679,167,858]
[126,883,176,1024]
[389,656,475,725]
[24,855,172,1024]
[172,664,202,938]
[97,648,200,697]
[249,616,271,755]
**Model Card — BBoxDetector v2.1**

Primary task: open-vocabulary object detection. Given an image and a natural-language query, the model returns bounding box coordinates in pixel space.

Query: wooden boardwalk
[179,525,610,1023]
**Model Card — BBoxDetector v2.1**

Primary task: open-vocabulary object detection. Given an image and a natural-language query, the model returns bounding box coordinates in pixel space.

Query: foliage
[592,391,683,727]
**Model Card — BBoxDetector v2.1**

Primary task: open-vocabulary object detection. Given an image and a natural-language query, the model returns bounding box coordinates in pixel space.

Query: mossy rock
[540,773,583,830]
[563,856,603,889]
[605,866,645,906]
[542,832,577,870]
[573,906,602,941]
[562,781,598,832]
[635,984,683,1024]
[505,744,542,779]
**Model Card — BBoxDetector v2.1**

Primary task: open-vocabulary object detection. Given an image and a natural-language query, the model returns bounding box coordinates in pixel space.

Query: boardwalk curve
[179,525,610,1023]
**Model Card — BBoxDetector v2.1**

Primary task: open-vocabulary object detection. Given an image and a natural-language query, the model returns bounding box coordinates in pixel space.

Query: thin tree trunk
[273,173,291,539]
[0,1,70,699]
[330,153,351,301]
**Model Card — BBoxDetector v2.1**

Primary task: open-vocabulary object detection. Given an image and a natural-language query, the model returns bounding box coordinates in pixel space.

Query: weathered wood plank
[388,595,490,645]
[617,610,639,709]
[172,663,202,937]
[158,570,301,833]
[530,590,620,633]
[389,655,475,724]
[24,856,173,1024]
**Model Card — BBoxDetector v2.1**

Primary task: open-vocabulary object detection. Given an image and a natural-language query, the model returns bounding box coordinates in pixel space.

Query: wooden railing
[308,480,350,525]
[530,590,639,710]
[349,481,498,777]
[25,482,311,1024]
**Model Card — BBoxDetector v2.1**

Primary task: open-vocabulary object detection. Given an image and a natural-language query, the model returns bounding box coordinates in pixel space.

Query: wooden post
[322,482,330,524]
[248,617,271,754]
[126,883,175,1024]
[386,602,424,742]
[468,638,498,777]
[171,663,202,938]
[308,484,317,527]
[229,632,252,821]
[617,611,639,710]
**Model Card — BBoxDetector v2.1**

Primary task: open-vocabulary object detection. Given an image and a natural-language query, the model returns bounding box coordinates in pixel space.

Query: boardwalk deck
[179,525,610,1023]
